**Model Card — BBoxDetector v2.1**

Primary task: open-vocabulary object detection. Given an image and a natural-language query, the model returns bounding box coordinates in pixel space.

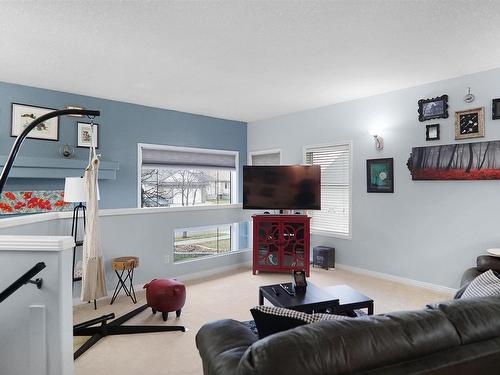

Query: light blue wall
[0,81,247,209]
[249,67,500,289]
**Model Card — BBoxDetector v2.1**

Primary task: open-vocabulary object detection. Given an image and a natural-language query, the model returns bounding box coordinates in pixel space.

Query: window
[249,149,281,165]
[138,144,238,208]
[304,142,351,238]
[173,221,250,263]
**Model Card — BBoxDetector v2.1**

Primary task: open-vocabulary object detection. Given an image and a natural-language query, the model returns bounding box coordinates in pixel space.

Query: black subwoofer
[313,246,335,270]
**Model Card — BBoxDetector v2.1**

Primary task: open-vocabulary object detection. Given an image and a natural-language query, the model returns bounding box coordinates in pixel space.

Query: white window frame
[137,143,239,209]
[303,141,353,240]
[248,149,282,165]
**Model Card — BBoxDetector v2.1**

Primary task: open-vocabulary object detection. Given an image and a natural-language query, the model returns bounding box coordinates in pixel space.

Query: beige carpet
[74,266,453,375]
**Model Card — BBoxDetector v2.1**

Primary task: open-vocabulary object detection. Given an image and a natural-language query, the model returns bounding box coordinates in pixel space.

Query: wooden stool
[110,256,139,304]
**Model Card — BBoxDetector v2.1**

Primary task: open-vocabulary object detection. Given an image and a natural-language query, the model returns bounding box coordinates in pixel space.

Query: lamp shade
[64,177,100,202]
[64,177,86,203]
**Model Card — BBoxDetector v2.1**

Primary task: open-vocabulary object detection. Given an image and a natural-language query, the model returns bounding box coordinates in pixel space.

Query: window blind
[251,152,281,166]
[142,148,236,170]
[305,143,351,236]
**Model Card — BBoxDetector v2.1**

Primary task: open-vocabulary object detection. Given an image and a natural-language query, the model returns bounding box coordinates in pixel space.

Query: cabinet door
[282,222,306,269]
[256,220,281,268]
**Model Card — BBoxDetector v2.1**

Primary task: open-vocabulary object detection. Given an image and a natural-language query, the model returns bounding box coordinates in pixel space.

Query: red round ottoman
[143,279,186,321]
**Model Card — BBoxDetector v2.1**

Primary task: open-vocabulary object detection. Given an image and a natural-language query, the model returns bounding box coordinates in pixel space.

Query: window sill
[311,229,351,240]
[173,248,251,265]
[105,203,243,217]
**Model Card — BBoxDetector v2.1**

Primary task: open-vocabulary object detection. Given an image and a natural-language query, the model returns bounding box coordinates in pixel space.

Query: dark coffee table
[259,282,339,313]
[259,283,374,315]
[324,285,374,315]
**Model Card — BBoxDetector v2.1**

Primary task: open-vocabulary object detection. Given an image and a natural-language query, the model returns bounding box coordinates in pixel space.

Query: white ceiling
[1,1,500,122]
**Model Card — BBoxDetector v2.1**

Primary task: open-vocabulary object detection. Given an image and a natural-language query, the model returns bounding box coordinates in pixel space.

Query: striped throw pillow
[250,305,349,338]
[462,270,500,298]
[253,305,348,323]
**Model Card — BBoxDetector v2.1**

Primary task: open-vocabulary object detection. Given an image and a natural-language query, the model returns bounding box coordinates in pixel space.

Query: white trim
[0,212,62,229]
[99,203,242,217]
[137,143,240,208]
[336,263,456,295]
[303,141,353,240]
[0,204,244,229]
[0,235,75,252]
[248,148,282,165]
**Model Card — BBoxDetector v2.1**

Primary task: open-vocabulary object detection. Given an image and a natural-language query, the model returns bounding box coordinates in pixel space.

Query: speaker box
[312,246,335,270]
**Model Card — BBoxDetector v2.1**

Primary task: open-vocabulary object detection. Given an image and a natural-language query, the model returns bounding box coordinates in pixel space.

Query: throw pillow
[462,269,500,298]
[250,305,347,339]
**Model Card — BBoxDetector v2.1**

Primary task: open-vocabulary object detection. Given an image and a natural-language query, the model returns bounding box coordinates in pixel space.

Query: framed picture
[408,140,500,180]
[455,107,485,140]
[418,95,448,122]
[426,124,440,141]
[492,99,500,120]
[77,122,99,148]
[366,158,394,193]
[11,103,59,141]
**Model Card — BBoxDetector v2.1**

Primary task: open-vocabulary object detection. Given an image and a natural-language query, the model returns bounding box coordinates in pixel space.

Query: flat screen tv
[243,165,321,210]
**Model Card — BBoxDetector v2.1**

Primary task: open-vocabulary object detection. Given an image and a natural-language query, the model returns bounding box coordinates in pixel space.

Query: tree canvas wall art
[407,140,500,180]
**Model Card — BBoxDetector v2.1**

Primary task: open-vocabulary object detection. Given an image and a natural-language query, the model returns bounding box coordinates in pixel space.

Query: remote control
[279,283,296,296]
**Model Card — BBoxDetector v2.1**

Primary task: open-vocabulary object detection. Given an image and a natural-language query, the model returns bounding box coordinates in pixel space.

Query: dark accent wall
[0,82,247,209]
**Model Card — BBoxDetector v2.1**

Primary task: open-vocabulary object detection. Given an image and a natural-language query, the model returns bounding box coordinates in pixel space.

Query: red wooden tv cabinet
[252,214,311,276]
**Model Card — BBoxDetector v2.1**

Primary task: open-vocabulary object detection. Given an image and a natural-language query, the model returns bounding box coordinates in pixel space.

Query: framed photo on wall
[367,158,394,193]
[455,107,485,140]
[493,98,500,120]
[77,122,99,148]
[418,95,448,122]
[426,124,440,141]
[11,103,59,141]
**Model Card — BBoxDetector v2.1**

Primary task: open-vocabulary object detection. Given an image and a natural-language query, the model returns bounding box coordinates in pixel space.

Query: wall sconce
[369,130,384,150]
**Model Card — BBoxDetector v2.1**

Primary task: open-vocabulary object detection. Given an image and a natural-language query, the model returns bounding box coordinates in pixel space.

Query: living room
[1,1,500,375]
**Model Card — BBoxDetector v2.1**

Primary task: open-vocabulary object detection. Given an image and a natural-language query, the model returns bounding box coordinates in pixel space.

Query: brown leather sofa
[454,255,500,298]
[196,295,500,374]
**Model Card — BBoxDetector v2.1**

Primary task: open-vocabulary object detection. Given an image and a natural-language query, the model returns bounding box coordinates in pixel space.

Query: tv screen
[243,165,321,210]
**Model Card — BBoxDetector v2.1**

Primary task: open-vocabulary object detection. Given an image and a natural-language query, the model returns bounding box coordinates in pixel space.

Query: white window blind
[251,151,281,166]
[142,148,236,170]
[304,143,351,237]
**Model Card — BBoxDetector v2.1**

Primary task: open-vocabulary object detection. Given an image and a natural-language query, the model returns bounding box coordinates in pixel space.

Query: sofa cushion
[462,270,500,298]
[428,296,500,344]
[239,309,460,375]
[250,305,347,338]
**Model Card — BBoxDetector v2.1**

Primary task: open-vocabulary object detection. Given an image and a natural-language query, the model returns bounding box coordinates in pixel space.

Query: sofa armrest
[454,268,481,299]
[477,255,500,272]
[196,319,257,375]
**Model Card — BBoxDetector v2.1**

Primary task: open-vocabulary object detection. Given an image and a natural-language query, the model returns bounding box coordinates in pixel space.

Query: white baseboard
[336,263,456,295]
[72,261,252,306]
